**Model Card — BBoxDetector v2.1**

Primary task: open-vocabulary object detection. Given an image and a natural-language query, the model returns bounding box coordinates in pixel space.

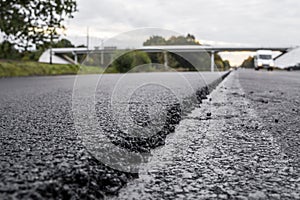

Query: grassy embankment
[0,60,103,77]
[0,60,228,77]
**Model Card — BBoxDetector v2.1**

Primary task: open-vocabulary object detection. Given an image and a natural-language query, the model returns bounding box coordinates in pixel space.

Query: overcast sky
[64,0,300,65]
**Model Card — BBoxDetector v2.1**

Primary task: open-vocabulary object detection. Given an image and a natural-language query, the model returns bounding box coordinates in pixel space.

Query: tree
[186,33,196,41]
[53,38,75,48]
[0,41,21,60]
[241,56,254,68]
[167,35,200,45]
[223,60,231,69]
[111,51,151,73]
[142,34,231,71]
[20,38,75,61]
[143,34,203,70]
[143,36,167,46]
[132,51,151,67]
[143,34,200,46]
[0,0,77,49]
[112,52,134,73]
[214,54,231,71]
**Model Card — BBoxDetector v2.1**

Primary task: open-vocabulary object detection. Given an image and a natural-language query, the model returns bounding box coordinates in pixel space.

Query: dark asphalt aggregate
[0,72,227,199]
[238,69,300,168]
[1,69,298,199]
[115,69,300,200]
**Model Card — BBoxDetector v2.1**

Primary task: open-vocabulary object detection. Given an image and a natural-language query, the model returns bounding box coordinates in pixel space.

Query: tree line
[108,34,231,72]
[0,34,231,72]
[240,56,255,68]
[0,0,78,61]
[0,1,231,72]
[0,0,77,50]
[0,38,80,61]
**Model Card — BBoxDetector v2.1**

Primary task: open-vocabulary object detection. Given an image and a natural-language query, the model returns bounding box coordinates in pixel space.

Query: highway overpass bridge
[39,45,294,72]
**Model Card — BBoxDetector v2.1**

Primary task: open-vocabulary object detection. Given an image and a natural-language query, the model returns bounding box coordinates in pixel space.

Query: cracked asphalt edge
[111,71,300,200]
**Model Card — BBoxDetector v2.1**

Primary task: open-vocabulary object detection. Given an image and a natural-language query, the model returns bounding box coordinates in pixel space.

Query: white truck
[254,50,275,71]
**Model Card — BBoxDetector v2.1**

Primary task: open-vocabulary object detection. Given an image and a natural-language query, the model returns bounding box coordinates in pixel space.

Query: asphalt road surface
[0,71,227,199]
[1,70,299,199]
[115,69,300,200]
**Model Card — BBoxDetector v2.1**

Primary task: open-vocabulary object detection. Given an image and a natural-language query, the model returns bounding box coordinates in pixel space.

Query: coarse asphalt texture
[1,69,299,199]
[115,69,300,200]
[0,71,227,199]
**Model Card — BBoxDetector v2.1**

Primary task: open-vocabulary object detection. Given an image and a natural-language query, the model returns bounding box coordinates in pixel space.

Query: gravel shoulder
[114,70,300,200]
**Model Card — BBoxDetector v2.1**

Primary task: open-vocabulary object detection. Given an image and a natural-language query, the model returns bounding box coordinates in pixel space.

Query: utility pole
[86,27,90,64]
[49,6,53,65]
[101,39,104,66]
[50,32,53,65]
[86,27,89,50]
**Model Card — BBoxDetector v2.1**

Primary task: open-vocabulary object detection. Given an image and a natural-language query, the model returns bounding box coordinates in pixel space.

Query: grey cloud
[68,0,300,46]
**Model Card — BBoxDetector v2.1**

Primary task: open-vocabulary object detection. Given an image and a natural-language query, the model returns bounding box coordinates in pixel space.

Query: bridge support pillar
[101,50,104,66]
[74,54,78,65]
[72,52,78,65]
[211,51,215,72]
[163,51,168,68]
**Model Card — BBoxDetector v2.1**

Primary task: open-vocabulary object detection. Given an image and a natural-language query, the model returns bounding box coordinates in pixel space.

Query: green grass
[0,60,225,78]
[0,60,103,77]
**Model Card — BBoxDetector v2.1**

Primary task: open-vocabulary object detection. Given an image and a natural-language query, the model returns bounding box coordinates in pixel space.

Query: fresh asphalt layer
[0,71,227,199]
[115,69,300,200]
[0,69,299,199]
